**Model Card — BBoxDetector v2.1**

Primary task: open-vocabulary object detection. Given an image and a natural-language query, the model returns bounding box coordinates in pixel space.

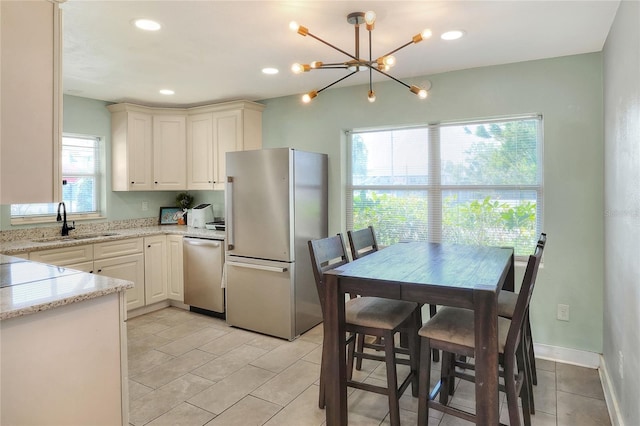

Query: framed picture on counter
[159,207,183,225]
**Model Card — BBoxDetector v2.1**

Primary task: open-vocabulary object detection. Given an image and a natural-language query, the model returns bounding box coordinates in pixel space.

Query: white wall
[261,53,605,353]
[603,1,640,423]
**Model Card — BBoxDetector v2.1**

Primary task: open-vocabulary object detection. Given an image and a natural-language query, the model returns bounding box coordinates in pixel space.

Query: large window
[347,116,543,257]
[11,134,102,220]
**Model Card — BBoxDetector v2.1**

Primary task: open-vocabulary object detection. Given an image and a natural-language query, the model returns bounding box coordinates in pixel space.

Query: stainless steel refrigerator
[225,148,327,340]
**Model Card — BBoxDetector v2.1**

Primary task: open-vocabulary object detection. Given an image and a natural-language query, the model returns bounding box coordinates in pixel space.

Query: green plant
[175,192,194,210]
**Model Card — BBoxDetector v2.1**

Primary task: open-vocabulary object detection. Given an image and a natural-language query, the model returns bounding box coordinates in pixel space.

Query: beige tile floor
[127,307,612,426]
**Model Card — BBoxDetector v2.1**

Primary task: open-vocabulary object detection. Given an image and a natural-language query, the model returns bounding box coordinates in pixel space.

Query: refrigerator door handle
[226,261,288,273]
[226,176,234,251]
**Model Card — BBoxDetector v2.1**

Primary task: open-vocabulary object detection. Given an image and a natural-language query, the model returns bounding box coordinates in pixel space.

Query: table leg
[474,289,500,425]
[324,274,347,425]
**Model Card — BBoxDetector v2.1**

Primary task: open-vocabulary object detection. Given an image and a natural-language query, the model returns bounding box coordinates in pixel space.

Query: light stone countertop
[0,225,226,256]
[0,226,225,320]
[0,254,134,320]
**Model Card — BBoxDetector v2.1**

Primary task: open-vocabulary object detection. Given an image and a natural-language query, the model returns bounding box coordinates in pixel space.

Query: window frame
[346,115,544,260]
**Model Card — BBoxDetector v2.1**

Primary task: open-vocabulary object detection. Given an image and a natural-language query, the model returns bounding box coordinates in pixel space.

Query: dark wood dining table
[322,241,515,425]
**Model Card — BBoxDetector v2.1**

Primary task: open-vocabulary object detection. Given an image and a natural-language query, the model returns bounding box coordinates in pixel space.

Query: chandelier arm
[370,66,411,90]
[317,71,359,94]
[369,29,373,93]
[307,32,360,62]
[316,66,350,69]
[380,40,414,59]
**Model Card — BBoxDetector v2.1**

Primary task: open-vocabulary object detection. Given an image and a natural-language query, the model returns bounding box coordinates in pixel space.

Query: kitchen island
[0,254,133,425]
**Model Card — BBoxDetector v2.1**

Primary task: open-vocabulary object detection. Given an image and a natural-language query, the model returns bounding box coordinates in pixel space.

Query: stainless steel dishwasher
[183,237,225,315]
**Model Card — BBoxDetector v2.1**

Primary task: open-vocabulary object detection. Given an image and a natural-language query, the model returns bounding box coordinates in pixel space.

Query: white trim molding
[599,355,625,426]
[534,342,601,368]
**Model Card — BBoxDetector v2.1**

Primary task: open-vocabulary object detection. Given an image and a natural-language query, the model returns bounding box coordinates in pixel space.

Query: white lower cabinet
[144,235,168,305]
[26,234,187,310]
[95,253,145,310]
[167,235,184,301]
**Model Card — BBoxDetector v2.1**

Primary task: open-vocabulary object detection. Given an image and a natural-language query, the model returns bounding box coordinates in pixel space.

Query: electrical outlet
[557,304,570,321]
[141,201,149,211]
[619,351,624,378]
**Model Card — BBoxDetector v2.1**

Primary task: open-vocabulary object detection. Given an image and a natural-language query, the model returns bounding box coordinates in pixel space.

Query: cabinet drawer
[94,238,143,259]
[29,245,94,267]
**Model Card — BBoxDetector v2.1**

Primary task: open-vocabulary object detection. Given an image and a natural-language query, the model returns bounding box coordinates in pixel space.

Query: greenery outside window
[11,134,102,222]
[347,115,543,258]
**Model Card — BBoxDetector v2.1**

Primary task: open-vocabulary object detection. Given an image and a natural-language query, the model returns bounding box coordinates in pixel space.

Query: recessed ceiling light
[262,67,279,75]
[133,19,161,31]
[159,89,174,95]
[441,30,465,41]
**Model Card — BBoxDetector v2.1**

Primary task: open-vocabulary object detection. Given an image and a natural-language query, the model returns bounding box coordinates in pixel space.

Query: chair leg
[355,333,366,370]
[504,354,521,426]
[346,332,356,381]
[383,330,401,426]
[439,351,454,404]
[429,304,440,363]
[517,343,533,426]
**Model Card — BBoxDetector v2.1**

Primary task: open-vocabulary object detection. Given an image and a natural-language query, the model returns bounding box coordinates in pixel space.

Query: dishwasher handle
[183,238,222,248]
[226,261,288,273]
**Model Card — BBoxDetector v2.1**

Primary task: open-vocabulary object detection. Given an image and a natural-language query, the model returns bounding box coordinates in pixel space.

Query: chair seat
[418,307,511,353]
[347,297,418,330]
[498,290,518,317]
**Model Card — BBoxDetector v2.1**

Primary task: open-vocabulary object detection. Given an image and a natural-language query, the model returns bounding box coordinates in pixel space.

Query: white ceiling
[63,1,620,108]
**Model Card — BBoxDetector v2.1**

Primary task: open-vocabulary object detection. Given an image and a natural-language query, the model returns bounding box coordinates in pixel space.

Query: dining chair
[347,226,440,363]
[308,234,421,426]
[417,242,544,426]
[347,225,379,260]
[498,232,547,413]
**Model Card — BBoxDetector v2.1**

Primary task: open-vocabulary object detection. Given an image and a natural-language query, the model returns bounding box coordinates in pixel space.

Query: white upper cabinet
[108,104,186,191]
[110,101,262,192]
[153,115,186,190]
[0,0,63,203]
[186,101,264,190]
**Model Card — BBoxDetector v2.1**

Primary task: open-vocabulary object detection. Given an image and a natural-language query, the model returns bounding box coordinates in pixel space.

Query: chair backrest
[347,226,379,260]
[308,234,350,315]
[505,239,545,355]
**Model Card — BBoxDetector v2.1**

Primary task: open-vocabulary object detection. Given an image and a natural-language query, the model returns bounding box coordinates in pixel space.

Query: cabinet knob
[154,181,158,184]
[147,245,151,248]
[97,269,102,273]
[131,181,135,184]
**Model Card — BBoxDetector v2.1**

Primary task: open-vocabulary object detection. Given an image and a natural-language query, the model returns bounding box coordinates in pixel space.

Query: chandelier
[290,11,431,103]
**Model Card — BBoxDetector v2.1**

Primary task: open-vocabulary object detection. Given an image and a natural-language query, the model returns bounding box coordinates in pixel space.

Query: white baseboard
[599,355,625,426]
[533,342,601,368]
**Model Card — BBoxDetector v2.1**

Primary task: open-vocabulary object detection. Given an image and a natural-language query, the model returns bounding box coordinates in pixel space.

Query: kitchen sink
[31,232,119,243]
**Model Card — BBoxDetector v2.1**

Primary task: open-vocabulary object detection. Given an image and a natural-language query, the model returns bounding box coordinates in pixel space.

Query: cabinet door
[167,235,184,301]
[212,109,242,188]
[144,236,168,305]
[94,253,145,311]
[153,115,186,190]
[187,113,214,190]
[1,1,62,203]
[126,112,153,190]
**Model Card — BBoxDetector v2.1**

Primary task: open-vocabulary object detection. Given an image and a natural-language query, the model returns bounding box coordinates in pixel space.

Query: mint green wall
[603,1,640,423]
[261,53,604,353]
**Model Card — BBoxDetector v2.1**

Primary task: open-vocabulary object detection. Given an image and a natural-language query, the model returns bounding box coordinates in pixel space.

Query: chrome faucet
[56,202,75,236]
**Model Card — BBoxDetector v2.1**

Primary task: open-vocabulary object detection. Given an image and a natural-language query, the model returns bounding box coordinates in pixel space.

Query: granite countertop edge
[0,275,134,321]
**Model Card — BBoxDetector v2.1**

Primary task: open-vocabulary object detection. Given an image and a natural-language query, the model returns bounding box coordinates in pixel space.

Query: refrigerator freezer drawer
[225,258,295,340]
